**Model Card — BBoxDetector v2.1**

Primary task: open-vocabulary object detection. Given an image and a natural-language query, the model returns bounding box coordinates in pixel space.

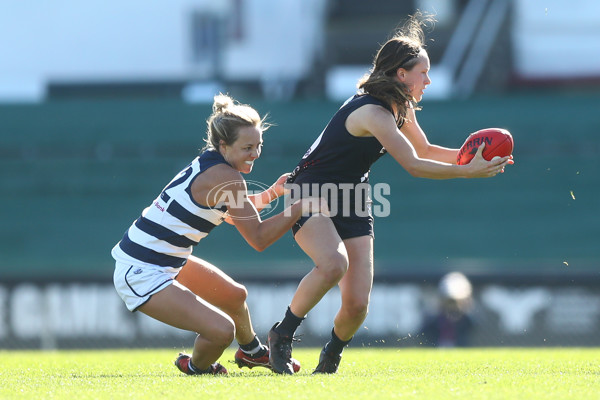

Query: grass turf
[1,348,598,399]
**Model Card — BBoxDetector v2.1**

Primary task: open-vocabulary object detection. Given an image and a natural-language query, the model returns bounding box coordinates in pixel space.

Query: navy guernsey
[286,94,394,235]
[288,94,390,185]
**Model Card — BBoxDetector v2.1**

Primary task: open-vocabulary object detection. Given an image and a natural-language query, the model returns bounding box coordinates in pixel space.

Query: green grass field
[1,348,598,399]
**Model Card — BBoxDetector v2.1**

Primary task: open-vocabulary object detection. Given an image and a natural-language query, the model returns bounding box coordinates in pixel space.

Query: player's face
[397,50,431,102]
[221,126,263,174]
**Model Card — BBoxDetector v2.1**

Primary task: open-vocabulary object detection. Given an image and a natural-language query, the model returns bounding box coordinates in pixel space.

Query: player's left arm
[400,108,459,164]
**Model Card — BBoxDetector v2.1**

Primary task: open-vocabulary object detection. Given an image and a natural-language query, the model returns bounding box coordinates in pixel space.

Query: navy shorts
[292,213,374,240]
[287,175,374,240]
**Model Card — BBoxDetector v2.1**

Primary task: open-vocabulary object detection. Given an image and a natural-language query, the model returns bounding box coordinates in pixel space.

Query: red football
[456,128,514,165]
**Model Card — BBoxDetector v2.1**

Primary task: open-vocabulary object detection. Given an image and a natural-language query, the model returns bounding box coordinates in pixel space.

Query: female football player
[112,94,324,375]
[267,12,513,374]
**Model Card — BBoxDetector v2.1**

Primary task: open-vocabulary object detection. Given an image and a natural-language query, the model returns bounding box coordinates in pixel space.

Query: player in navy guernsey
[285,94,391,233]
[268,12,513,375]
[112,94,323,376]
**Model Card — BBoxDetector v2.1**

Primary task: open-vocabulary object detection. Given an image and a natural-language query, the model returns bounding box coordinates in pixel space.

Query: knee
[344,298,369,321]
[220,283,248,314]
[229,283,248,308]
[318,253,349,285]
[210,318,236,349]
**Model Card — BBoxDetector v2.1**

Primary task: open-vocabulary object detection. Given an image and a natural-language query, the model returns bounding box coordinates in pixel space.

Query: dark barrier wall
[2,275,600,349]
[1,91,599,281]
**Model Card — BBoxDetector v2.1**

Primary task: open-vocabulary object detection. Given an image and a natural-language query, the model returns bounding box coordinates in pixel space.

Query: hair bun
[212,94,234,114]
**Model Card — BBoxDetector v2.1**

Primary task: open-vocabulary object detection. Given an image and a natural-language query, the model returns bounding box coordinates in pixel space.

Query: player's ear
[396,68,407,81]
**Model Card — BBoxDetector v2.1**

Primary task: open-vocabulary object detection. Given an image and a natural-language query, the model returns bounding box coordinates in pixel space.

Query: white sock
[242,343,263,356]
[188,358,198,373]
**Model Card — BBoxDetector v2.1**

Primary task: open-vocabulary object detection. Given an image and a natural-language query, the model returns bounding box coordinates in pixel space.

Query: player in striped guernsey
[112,94,325,375]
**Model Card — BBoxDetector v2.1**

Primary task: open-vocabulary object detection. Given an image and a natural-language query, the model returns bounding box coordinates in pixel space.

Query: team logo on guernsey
[206,179,281,220]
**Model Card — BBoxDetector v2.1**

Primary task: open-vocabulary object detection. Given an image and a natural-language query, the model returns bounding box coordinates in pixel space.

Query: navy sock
[240,335,264,356]
[274,306,305,336]
[324,328,352,355]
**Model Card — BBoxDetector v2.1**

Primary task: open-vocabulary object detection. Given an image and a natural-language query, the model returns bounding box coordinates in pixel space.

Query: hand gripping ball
[457,128,514,165]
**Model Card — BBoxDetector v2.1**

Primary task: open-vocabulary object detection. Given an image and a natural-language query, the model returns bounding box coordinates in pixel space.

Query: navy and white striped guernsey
[111,150,229,268]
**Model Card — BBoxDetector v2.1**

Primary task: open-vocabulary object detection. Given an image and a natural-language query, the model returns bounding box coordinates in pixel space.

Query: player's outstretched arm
[222,173,289,225]
[246,173,289,212]
[400,107,459,164]
[212,168,327,251]
[358,105,509,179]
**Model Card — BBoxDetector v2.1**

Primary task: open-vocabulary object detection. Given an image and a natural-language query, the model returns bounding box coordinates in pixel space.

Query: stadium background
[1,0,599,348]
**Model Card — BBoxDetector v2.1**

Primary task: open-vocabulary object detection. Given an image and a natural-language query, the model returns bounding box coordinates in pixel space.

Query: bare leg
[334,235,374,341]
[268,215,348,374]
[138,280,234,370]
[176,255,256,345]
[291,214,349,317]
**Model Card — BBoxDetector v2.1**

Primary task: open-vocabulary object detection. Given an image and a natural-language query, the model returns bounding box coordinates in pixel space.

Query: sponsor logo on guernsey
[154,201,165,212]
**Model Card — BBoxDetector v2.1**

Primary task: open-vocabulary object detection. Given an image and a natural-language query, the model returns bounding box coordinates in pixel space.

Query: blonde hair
[357,11,434,125]
[203,94,269,151]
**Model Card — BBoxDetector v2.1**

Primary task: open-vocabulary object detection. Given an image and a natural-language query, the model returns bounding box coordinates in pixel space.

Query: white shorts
[113,260,181,312]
